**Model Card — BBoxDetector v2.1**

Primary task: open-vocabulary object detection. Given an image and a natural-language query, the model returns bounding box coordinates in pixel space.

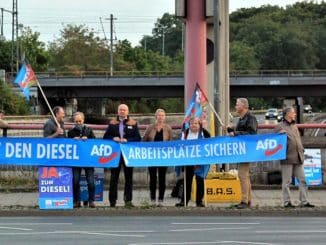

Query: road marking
[0,223,72,226]
[171,223,260,225]
[256,230,326,234]
[0,226,32,231]
[0,231,145,238]
[170,227,249,232]
[129,241,278,245]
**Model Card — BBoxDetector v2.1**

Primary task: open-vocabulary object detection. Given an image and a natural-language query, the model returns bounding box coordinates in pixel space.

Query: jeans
[73,167,95,202]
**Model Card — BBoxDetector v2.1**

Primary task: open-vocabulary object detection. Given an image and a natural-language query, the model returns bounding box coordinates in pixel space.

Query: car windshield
[267,108,277,113]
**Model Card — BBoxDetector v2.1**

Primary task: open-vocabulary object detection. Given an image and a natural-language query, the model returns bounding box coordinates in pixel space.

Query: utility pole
[110,14,114,76]
[9,0,19,74]
[0,8,4,37]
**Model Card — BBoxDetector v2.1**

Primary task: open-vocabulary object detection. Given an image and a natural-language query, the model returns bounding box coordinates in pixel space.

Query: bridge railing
[5,69,326,81]
[230,69,326,78]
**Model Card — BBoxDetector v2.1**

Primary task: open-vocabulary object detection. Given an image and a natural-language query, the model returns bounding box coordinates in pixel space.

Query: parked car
[265,108,279,120]
[303,104,312,113]
[277,112,283,122]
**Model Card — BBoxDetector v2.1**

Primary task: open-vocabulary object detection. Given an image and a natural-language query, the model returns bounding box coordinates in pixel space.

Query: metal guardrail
[5,69,326,80]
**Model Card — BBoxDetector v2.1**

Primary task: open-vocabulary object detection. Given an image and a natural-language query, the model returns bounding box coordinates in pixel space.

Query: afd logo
[256,139,283,156]
[90,144,118,164]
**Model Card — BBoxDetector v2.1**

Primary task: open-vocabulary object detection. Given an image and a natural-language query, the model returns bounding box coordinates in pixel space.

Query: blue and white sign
[0,138,120,168]
[296,148,322,186]
[38,167,73,209]
[121,133,287,167]
[80,168,104,201]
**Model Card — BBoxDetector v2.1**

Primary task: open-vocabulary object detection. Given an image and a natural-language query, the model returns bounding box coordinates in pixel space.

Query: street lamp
[155,23,166,56]
[156,23,176,56]
[18,23,24,63]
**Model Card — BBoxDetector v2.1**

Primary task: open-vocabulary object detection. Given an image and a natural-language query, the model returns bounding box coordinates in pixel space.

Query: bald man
[103,104,141,208]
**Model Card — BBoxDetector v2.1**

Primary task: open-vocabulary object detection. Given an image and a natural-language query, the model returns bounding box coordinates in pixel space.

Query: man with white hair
[227,98,258,209]
[103,104,141,208]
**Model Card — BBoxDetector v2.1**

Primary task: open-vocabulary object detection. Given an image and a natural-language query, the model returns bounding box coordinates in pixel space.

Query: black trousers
[73,167,95,202]
[109,160,133,205]
[148,166,167,201]
[181,165,204,205]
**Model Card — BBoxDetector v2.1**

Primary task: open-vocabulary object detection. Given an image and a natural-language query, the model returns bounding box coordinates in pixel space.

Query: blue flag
[13,63,38,100]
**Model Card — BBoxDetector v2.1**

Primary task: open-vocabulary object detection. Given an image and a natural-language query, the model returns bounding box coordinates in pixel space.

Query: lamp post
[18,23,24,63]
[156,23,166,56]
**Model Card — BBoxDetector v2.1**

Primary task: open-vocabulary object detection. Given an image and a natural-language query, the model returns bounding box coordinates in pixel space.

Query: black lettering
[226,188,233,195]
[216,188,223,195]
[207,188,213,195]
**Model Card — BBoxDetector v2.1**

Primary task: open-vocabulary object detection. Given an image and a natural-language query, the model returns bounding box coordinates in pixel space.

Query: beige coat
[275,120,304,165]
[0,118,8,128]
[142,123,173,142]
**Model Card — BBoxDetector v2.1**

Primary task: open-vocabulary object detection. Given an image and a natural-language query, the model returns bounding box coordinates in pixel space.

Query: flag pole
[183,167,187,207]
[196,83,224,127]
[36,80,60,127]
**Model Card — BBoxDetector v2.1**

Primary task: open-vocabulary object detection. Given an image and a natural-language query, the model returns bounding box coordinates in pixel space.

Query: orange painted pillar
[184,0,207,105]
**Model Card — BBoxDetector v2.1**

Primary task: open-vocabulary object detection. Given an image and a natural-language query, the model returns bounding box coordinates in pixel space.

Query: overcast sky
[0,0,320,47]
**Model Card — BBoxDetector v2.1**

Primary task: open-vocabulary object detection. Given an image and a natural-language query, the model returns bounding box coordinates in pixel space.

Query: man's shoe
[300,202,315,208]
[73,202,81,208]
[235,202,249,209]
[89,201,96,208]
[175,202,185,207]
[284,202,295,208]
[110,202,116,208]
[196,203,205,207]
[83,201,89,207]
[157,200,164,207]
[125,201,134,208]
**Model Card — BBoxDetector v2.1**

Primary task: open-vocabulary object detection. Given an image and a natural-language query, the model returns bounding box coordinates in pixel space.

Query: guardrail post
[2,128,7,137]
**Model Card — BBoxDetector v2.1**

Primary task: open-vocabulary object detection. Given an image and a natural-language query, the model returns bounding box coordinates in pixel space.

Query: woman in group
[142,108,173,206]
[175,116,210,207]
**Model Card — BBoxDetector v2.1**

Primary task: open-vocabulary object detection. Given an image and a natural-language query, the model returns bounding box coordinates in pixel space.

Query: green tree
[0,82,29,115]
[20,27,49,71]
[48,24,108,72]
[230,41,259,71]
[139,13,183,58]
[0,39,12,72]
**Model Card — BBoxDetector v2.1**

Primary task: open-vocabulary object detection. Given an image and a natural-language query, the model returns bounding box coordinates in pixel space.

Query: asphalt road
[0,216,325,245]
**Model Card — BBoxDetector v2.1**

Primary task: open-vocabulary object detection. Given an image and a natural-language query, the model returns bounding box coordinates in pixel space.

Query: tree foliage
[230,1,325,70]
[48,24,108,72]
[0,82,30,115]
[20,27,49,71]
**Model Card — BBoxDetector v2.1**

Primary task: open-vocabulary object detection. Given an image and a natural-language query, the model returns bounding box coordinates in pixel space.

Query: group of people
[226,98,314,209]
[40,98,315,209]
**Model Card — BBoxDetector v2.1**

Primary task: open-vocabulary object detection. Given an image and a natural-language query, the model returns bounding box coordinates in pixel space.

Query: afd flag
[0,137,120,168]
[183,84,209,128]
[121,133,287,167]
[13,63,38,100]
[181,83,210,178]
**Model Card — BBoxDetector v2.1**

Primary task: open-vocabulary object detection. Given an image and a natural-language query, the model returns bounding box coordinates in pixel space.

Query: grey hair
[283,107,294,117]
[237,98,249,109]
[73,111,85,120]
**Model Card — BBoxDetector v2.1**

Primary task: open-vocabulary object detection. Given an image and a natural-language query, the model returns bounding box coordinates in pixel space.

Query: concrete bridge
[27,70,326,98]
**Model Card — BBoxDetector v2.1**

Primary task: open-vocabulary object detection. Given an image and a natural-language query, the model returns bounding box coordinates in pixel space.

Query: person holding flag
[175,117,211,207]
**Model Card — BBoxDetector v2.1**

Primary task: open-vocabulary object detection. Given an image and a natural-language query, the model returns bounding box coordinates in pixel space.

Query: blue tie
[119,120,124,138]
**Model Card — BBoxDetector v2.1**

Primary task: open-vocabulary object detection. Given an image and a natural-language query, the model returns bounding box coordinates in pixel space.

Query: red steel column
[184,0,207,105]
